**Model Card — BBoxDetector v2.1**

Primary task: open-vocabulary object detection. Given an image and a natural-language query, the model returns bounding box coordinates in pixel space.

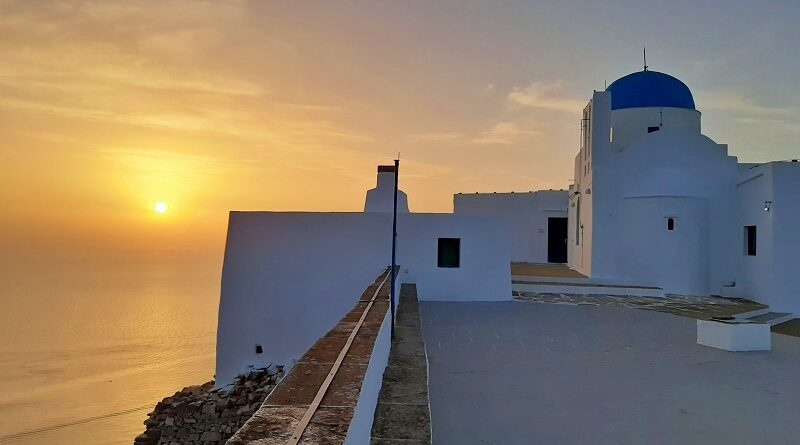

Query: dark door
[547,217,568,263]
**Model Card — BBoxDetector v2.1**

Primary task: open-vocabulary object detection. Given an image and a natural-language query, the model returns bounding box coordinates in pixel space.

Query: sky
[1,0,799,263]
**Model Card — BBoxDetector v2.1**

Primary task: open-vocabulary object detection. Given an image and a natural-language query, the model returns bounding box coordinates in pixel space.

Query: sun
[154,202,169,213]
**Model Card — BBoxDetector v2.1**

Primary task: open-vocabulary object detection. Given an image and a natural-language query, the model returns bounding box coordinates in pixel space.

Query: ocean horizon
[0,255,220,444]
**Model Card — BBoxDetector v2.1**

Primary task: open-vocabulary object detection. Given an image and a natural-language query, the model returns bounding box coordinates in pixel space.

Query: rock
[200,431,221,441]
[135,367,284,445]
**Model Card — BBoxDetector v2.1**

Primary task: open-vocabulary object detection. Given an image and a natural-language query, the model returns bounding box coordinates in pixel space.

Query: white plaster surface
[345,307,391,445]
[215,212,391,386]
[421,301,800,444]
[734,161,800,314]
[364,171,409,213]
[396,214,512,302]
[696,320,771,352]
[215,211,510,385]
[454,191,568,263]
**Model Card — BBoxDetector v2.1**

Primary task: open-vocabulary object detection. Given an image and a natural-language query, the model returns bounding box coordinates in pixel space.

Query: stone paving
[370,284,432,445]
[514,291,767,320]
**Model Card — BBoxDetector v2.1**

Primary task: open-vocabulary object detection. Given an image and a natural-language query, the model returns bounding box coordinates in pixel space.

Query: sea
[0,255,221,444]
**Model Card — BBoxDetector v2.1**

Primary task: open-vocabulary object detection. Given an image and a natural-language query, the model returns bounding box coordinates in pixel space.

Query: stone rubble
[134,365,284,445]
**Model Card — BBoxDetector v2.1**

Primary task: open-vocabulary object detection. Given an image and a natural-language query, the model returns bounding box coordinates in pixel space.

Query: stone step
[513,280,665,298]
[733,307,772,319]
[747,312,794,326]
[511,274,591,284]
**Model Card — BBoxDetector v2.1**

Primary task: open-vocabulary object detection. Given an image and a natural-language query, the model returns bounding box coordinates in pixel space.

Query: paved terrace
[421,300,800,444]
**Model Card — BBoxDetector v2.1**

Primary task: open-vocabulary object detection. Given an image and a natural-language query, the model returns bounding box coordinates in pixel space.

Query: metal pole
[390,158,399,338]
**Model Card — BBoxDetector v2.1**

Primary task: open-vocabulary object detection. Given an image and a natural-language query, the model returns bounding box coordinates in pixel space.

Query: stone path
[370,284,432,445]
[514,291,767,320]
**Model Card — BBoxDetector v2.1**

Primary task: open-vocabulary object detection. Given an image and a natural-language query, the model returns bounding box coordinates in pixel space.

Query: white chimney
[364,165,410,213]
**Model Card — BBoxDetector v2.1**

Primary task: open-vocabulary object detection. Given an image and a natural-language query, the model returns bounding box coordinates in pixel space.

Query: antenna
[643,47,648,71]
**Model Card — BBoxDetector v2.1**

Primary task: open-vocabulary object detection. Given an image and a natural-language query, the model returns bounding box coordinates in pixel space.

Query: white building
[567,69,800,312]
[214,67,799,387]
[215,165,511,385]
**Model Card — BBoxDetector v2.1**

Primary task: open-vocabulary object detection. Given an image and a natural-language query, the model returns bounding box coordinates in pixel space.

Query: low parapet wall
[227,269,394,444]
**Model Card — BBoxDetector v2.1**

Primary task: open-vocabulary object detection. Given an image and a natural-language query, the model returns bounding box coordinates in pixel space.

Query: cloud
[405,132,463,143]
[473,122,539,145]
[697,90,794,116]
[697,90,800,132]
[507,81,585,114]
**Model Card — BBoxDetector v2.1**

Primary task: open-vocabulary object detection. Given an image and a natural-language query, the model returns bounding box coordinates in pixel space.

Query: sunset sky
[2,0,799,262]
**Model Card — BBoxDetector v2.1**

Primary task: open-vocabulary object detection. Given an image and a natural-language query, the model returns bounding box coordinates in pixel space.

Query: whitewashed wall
[396,214,512,301]
[215,211,511,386]
[453,191,567,263]
[345,306,391,444]
[215,212,391,386]
[605,129,739,295]
[736,162,800,313]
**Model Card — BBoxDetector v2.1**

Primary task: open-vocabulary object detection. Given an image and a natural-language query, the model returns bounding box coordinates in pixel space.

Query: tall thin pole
[643,47,648,71]
[390,158,399,338]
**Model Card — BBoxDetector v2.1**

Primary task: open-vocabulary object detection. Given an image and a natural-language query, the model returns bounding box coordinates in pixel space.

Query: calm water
[0,256,221,444]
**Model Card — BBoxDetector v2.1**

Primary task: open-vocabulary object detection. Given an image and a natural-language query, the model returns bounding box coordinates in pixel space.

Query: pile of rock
[135,365,284,445]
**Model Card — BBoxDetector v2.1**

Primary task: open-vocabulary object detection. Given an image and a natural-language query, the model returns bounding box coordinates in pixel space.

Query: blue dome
[607,70,695,111]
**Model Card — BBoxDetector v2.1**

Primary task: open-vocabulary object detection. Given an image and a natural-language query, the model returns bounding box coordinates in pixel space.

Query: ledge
[227,269,392,445]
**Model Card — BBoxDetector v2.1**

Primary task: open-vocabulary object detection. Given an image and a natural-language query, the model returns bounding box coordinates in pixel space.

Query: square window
[648,126,660,133]
[667,217,676,231]
[437,238,460,268]
[744,226,757,256]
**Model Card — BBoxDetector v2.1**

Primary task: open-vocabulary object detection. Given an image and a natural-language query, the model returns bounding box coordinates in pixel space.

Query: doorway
[547,217,568,263]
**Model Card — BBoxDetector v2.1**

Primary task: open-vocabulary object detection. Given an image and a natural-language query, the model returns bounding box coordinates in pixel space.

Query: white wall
[396,213,512,301]
[345,308,391,445]
[735,162,800,313]
[617,196,709,294]
[215,211,511,386]
[610,107,701,151]
[453,191,567,263]
[215,212,391,386]
[569,91,610,277]
[603,129,739,294]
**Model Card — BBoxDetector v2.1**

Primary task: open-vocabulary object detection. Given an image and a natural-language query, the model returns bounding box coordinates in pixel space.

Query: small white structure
[364,165,409,213]
[697,319,771,352]
[215,165,511,385]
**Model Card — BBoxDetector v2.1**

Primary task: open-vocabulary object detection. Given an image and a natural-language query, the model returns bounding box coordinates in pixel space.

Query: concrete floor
[420,301,800,445]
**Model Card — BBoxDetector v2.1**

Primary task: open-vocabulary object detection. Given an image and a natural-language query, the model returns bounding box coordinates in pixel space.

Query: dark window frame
[437,238,461,268]
[648,126,660,133]
[744,225,757,256]
[667,217,676,231]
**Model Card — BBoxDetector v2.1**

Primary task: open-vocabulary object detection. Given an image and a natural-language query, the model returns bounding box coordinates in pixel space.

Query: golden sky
[2,1,798,261]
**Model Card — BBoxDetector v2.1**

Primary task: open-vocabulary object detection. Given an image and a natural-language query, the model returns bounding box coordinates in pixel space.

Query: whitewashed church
[214,68,800,386]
